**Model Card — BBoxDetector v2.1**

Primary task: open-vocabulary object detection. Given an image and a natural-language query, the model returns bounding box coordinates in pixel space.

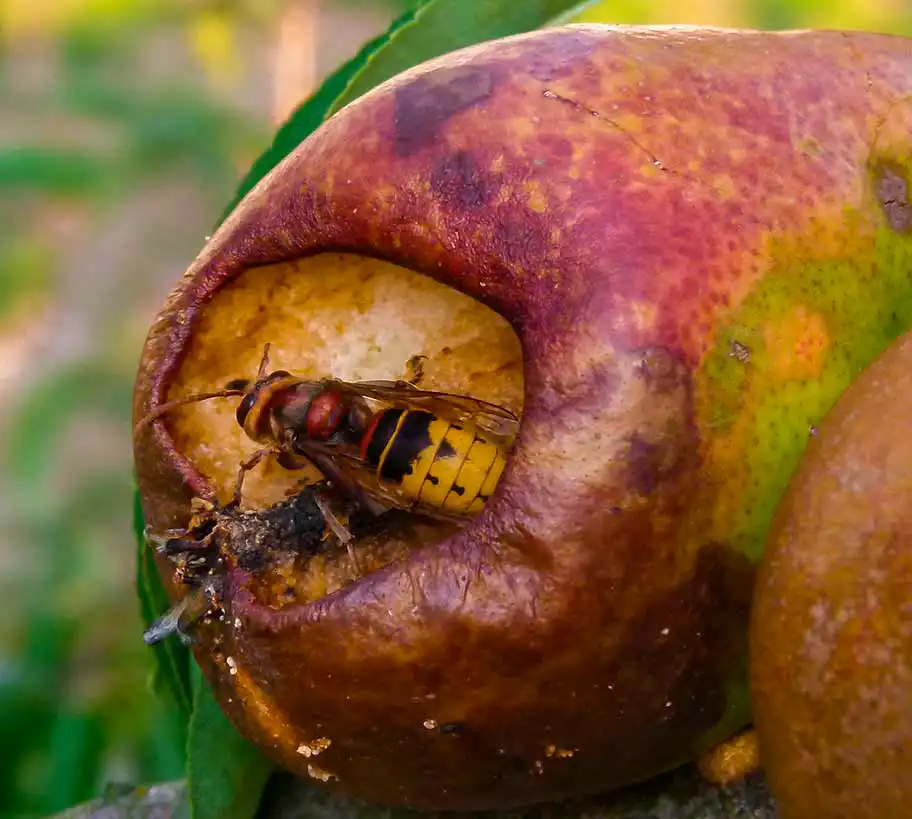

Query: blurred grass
[575,0,912,30]
[0,1,910,818]
[0,1,422,813]
[2,2,327,816]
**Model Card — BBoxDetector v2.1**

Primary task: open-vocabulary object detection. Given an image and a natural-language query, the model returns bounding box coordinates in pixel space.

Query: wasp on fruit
[135,340,520,645]
[135,344,519,533]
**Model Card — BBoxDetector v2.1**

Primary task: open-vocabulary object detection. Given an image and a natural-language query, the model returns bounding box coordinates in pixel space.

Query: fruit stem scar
[728,340,751,362]
[875,164,912,233]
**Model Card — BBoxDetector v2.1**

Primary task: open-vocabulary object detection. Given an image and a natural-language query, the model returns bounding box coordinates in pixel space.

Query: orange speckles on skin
[640,161,664,179]
[797,136,823,158]
[727,146,750,165]
[524,180,548,213]
[617,298,659,338]
[764,306,830,380]
[612,112,645,137]
[711,175,738,200]
[570,144,587,164]
[505,115,539,146]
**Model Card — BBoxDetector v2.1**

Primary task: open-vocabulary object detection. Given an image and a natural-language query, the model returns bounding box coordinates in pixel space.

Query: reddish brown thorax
[304,388,348,440]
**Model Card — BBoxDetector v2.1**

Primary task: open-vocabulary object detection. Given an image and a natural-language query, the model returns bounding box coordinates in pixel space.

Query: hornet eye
[236,392,257,426]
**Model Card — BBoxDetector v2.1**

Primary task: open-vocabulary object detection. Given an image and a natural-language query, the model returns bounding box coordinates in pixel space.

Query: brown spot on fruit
[394,64,496,157]
[875,163,912,233]
[624,435,664,496]
[430,150,494,210]
[521,28,596,82]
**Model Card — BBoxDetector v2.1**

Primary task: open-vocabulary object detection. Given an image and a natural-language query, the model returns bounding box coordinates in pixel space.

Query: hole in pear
[161,252,524,600]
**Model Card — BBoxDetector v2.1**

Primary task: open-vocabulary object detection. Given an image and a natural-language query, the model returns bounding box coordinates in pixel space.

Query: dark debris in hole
[223,487,334,570]
[161,484,407,574]
[145,480,466,644]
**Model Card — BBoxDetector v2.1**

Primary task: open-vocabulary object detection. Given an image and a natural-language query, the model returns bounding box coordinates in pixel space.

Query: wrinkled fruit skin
[750,330,912,819]
[133,25,912,810]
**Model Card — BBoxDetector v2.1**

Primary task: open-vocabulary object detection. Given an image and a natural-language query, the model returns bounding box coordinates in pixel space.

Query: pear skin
[134,25,912,810]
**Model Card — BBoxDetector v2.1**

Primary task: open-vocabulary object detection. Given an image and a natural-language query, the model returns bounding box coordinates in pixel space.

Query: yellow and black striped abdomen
[361,408,506,515]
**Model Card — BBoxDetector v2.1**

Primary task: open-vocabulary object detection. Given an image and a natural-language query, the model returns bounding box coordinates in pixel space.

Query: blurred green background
[1,0,910,816]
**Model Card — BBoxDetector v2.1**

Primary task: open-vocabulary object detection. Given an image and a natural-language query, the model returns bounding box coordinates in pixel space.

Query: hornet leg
[230,447,274,508]
[313,491,359,573]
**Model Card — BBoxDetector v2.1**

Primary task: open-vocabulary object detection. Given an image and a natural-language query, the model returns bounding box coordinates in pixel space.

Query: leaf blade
[187,670,273,819]
[134,487,193,718]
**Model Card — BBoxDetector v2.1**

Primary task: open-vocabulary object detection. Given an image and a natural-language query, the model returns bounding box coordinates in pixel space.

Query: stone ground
[55,767,778,819]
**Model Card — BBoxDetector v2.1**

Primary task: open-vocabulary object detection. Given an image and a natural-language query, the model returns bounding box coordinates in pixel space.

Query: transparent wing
[325,379,520,446]
[298,440,410,516]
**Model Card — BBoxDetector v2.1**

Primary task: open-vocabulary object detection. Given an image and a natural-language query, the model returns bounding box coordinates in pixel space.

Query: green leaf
[547,0,618,25]
[0,237,53,320]
[6,363,131,490]
[187,669,273,819]
[0,147,112,196]
[134,487,193,718]
[41,710,106,815]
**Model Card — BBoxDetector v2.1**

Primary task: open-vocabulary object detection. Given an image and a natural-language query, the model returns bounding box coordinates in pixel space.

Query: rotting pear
[133,24,912,811]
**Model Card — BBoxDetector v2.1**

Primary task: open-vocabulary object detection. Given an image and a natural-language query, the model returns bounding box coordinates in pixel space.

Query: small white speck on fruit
[423,719,438,730]
[307,763,338,782]
[296,738,332,757]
